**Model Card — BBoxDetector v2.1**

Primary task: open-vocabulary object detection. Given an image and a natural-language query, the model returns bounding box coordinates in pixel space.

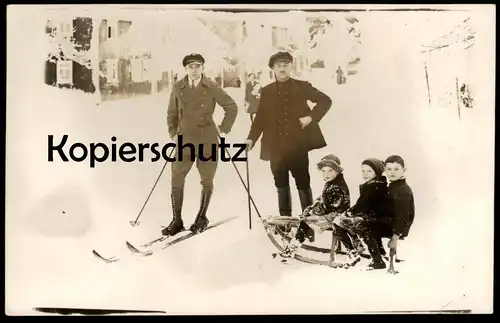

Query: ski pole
[216,134,263,219]
[245,148,252,230]
[129,145,175,227]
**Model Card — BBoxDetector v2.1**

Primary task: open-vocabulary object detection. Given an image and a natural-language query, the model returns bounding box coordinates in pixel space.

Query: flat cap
[183,53,205,67]
[268,51,293,68]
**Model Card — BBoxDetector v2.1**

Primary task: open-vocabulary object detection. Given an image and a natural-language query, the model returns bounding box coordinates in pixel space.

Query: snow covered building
[44,17,139,100]
[45,17,96,94]
[305,14,361,79]
[45,14,233,101]
[268,13,310,80]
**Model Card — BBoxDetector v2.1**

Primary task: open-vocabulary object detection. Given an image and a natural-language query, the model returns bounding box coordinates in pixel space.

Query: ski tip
[92,250,119,263]
[125,241,141,253]
[126,241,154,257]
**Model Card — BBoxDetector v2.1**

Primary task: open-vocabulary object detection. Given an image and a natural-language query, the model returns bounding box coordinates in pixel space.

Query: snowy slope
[6,6,494,315]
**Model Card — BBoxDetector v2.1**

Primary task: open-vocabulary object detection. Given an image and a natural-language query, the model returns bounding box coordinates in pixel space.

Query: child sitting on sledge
[265,154,364,266]
[332,158,394,270]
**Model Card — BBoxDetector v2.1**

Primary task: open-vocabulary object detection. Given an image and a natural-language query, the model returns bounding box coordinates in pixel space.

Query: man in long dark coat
[245,51,332,228]
[164,53,238,236]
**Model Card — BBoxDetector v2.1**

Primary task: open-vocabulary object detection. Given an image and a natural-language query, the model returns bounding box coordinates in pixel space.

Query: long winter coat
[247,78,332,161]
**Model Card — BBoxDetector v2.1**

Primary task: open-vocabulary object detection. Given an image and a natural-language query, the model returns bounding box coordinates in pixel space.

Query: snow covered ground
[6,6,494,315]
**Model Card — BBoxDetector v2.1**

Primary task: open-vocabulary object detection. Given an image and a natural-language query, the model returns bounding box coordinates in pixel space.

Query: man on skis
[163,53,238,236]
[244,51,332,231]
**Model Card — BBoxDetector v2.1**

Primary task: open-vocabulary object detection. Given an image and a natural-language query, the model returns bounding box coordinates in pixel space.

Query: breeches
[171,141,218,189]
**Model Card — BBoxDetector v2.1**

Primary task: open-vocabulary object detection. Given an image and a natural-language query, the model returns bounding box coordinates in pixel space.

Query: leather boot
[277,186,292,233]
[297,187,315,242]
[298,187,313,212]
[190,187,213,233]
[364,235,386,270]
[277,186,292,216]
[376,237,387,256]
[162,187,184,236]
[295,221,315,243]
[336,228,361,266]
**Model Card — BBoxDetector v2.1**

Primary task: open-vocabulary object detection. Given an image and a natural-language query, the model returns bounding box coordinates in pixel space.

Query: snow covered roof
[99,16,232,70]
[162,17,232,70]
[100,20,162,58]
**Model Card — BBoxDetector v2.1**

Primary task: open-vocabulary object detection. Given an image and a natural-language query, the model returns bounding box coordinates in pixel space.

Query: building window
[131,58,148,82]
[56,60,73,85]
[107,20,118,39]
[106,59,119,83]
[59,21,73,39]
[272,26,289,48]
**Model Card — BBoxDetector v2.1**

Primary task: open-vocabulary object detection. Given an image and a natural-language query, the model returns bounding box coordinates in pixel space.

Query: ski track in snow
[6,8,494,314]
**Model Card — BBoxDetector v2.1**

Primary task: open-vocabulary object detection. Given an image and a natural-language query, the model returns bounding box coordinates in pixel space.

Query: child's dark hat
[362,158,385,177]
[317,154,343,173]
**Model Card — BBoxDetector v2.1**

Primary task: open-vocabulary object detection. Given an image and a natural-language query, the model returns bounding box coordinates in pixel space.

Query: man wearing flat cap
[164,53,238,236]
[245,51,332,231]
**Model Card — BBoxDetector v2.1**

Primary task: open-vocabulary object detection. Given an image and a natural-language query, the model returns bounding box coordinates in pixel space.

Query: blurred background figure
[336,66,346,85]
[244,72,261,124]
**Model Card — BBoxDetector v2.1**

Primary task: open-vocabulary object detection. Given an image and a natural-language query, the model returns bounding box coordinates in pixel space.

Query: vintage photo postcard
[5,4,495,315]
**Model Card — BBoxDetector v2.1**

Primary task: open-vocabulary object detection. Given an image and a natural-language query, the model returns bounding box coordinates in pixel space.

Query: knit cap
[361,158,385,177]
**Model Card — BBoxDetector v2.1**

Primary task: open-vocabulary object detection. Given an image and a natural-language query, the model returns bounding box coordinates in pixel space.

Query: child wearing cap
[267,154,362,266]
[332,158,394,270]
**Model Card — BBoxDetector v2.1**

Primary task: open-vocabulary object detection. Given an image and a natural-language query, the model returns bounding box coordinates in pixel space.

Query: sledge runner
[163,53,238,236]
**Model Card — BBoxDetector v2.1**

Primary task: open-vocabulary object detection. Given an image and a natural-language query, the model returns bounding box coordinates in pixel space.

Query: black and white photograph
[6,4,494,315]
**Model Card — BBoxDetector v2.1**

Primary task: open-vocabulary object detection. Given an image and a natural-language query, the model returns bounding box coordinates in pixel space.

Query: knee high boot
[190,186,213,233]
[298,187,313,212]
[376,237,387,256]
[277,186,292,216]
[335,227,361,266]
[277,186,292,233]
[362,233,386,269]
[296,187,315,242]
[162,187,184,236]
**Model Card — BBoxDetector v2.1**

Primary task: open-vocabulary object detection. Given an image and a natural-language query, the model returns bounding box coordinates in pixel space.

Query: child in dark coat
[333,158,394,269]
[384,155,415,256]
[266,154,362,265]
